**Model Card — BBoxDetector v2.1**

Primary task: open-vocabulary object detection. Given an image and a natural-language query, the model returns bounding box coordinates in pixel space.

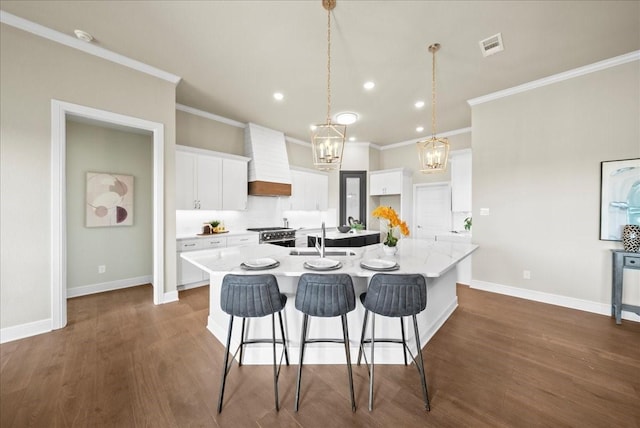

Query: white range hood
[244,122,292,196]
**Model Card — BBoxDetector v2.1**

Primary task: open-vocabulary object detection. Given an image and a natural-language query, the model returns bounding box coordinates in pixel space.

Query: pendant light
[311,0,346,171]
[417,43,449,173]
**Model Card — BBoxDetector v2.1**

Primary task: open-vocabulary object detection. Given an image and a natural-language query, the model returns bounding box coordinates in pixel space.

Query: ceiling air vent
[479,33,504,57]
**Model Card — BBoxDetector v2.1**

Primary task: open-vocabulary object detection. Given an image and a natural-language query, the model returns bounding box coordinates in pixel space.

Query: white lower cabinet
[177,233,258,288]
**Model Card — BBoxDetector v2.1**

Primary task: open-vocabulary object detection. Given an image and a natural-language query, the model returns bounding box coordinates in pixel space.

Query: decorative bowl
[337,225,351,233]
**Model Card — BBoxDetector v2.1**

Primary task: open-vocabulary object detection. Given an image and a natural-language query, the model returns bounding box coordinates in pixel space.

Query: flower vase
[383,245,398,256]
[622,224,640,252]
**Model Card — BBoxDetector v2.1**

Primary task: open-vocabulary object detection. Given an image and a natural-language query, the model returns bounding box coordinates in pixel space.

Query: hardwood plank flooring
[1,284,639,427]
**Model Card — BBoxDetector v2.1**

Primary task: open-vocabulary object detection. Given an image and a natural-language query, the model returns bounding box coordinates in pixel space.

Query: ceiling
[2,1,639,146]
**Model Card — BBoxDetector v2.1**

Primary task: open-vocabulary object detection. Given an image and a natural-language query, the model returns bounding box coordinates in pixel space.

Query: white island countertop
[181,238,478,365]
[181,238,477,278]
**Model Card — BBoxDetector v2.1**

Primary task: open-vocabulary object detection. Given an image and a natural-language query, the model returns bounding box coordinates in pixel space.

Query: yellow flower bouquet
[372,206,409,247]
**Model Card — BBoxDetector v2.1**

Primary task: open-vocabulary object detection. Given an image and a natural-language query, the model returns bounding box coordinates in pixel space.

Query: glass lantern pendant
[418,43,449,173]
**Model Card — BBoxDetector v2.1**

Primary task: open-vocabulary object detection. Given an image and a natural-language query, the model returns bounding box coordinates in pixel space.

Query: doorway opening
[51,100,165,329]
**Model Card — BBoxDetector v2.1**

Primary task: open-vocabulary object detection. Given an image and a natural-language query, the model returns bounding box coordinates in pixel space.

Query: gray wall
[0,24,177,330]
[66,121,153,290]
[471,61,640,306]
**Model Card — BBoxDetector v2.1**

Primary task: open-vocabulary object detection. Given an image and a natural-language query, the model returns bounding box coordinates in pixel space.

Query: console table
[611,250,640,324]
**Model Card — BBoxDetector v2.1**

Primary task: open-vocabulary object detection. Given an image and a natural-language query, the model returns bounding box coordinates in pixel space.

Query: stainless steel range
[247,227,296,247]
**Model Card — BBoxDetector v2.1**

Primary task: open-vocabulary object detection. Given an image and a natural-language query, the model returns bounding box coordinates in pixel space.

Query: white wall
[0,24,177,330]
[66,120,153,290]
[471,60,640,311]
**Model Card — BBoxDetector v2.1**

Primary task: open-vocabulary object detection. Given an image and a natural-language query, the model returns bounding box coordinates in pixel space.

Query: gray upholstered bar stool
[357,273,430,411]
[294,273,356,412]
[217,274,289,413]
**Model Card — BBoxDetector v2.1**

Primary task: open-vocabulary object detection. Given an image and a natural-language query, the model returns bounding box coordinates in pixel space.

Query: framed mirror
[339,171,367,227]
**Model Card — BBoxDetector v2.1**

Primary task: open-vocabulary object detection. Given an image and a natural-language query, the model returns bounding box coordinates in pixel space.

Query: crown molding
[176,103,245,128]
[285,136,310,147]
[468,50,640,106]
[0,10,181,85]
[379,127,473,151]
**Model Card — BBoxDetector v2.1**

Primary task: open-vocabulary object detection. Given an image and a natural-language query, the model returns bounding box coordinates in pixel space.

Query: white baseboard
[162,290,179,304]
[67,275,153,298]
[0,318,52,344]
[470,280,640,322]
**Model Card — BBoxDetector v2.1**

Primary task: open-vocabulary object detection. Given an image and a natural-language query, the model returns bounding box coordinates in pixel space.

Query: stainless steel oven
[247,227,296,247]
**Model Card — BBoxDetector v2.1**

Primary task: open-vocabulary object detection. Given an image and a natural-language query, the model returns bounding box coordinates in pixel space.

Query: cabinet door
[176,151,197,210]
[222,158,248,210]
[197,155,223,210]
[227,235,258,247]
[314,173,329,210]
[289,170,305,210]
[177,254,204,285]
[451,154,472,212]
[370,171,401,195]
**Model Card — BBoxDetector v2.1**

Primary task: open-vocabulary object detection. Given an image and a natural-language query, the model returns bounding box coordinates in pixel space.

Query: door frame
[51,100,165,329]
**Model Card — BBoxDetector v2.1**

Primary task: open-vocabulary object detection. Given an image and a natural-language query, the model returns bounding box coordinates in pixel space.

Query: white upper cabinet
[369,169,404,195]
[288,168,329,211]
[222,157,248,210]
[176,145,249,210]
[451,151,472,213]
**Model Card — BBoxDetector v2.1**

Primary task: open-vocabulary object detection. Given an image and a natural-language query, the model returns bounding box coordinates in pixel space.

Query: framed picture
[86,172,134,227]
[600,158,640,240]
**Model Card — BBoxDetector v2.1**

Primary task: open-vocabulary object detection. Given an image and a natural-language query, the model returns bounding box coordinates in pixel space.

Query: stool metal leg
[340,314,356,412]
[400,317,408,366]
[294,314,309,412]
[271,314,280,411]
[277,311,290,366]
[218,315,234,413]
[412,314,430,411]
[368,313,376,411]
[238,317,247,366]
[357,309,369,365]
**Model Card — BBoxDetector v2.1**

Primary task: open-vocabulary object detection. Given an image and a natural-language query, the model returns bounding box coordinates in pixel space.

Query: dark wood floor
[1,283,639,427]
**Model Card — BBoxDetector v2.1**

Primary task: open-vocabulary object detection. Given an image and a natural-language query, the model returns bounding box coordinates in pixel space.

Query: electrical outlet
[98,265,106,274]
[480,208,490,216]
[523,270,531,280]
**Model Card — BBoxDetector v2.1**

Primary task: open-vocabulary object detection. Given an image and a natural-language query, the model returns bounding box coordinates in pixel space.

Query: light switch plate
[480,208,490,216]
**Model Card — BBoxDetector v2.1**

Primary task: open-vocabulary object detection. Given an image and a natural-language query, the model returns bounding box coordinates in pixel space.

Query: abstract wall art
[86,172,134,227]
[600,158,640,241]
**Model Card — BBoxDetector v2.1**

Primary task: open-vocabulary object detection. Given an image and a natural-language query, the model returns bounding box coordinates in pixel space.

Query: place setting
[240,257,280,271]
[303,258,343,271]
[360,258,400,272]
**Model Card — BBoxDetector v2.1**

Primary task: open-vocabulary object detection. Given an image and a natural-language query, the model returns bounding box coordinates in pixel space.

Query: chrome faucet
[315,221,326,258]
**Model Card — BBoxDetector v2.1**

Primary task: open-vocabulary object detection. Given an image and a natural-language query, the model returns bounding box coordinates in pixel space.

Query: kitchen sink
[289,249,357,256]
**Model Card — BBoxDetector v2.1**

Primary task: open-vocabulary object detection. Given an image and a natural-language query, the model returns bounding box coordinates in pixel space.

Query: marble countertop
[308,229,381,240]
[181,238,478,278]
[177,230,259,240]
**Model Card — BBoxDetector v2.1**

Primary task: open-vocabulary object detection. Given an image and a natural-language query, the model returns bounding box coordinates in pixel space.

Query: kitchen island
[181,239,477,364]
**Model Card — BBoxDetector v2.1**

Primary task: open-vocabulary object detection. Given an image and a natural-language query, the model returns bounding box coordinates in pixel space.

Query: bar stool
[217,274,289,413]
[357,273,430,411]
[294,273,356,412]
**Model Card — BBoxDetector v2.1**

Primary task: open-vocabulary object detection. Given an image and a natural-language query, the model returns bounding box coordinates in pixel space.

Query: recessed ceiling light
[349,137,356,142]
[273,92,284,101]
[363,81,375,90]
[74,29,94,43]
[415,100,425,109]
[310,124,318,131]
[416,126,424,133]
[335,112,359,125]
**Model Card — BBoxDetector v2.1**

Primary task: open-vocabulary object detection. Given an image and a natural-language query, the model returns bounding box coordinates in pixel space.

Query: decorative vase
[383,244,398,256]
[622,224,640,252]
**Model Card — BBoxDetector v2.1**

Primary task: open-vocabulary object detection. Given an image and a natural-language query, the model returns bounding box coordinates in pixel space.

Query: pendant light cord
[326,5,332,124]
[431,46,437,137]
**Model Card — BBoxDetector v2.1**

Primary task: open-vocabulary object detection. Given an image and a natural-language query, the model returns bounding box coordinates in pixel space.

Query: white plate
[304,258,341,269]
[242,257,278,268]
[303,261,343,271]
[361,259,399,270]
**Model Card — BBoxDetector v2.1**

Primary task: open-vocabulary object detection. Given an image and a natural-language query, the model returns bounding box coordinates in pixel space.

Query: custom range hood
[244,123,292,196]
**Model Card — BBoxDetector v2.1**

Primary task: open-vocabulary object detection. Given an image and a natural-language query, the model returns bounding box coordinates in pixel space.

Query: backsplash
[176,195,337,236]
